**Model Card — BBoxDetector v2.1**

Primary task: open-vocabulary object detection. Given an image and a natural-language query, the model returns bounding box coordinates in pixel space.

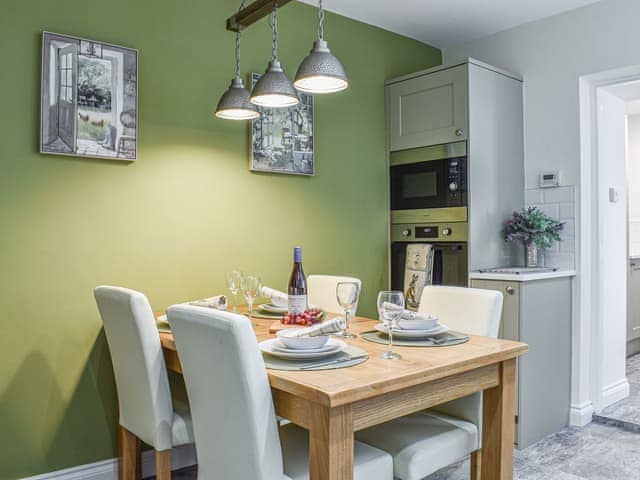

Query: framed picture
[40,32,138,161]
[250,72,314,176]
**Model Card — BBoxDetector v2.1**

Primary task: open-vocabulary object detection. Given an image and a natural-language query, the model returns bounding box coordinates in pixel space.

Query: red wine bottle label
[288,295,308,315]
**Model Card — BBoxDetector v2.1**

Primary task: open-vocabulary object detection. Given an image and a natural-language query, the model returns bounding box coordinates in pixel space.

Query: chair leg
[470,449,481,480]
[118,426,141,480]
[156,449,171,480]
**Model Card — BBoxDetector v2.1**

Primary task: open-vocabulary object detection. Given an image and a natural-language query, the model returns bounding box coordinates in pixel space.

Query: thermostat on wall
[539,171,561,188]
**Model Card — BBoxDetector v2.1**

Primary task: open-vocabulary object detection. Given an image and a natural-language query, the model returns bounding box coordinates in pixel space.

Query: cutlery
[299,354,368,370]
[428,335,467,345]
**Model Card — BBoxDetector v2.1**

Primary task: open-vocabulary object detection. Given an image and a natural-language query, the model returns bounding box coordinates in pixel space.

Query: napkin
[188,294,228,310]
[260,286,288,307]
[285,317,346,338]
[381,302,437,324]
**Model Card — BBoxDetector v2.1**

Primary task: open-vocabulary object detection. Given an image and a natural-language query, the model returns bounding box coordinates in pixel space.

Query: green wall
[0,1,440,477]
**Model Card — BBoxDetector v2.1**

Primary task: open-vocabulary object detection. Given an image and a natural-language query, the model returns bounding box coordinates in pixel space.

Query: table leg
[309,403,354,480]
[480,358,516,480]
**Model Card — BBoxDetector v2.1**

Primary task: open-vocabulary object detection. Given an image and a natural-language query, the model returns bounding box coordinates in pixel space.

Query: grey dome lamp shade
[294,0,348,94]
[215,77,259,120]
[250,6,299,108]
[215,0,259,120]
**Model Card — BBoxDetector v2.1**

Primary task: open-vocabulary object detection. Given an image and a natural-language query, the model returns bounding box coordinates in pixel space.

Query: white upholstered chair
[308,274,362,314]
[356,286,503,480]
[167,304,393,480]
[94,286,194,480]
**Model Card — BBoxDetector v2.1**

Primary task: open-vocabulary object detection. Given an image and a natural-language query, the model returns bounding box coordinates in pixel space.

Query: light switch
[609,187,619,203]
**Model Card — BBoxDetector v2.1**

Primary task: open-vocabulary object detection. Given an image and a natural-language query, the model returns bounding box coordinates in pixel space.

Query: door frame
[575,65,639,425]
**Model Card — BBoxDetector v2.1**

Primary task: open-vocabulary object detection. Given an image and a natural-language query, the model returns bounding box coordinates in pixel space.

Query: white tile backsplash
[526,185,576,269]
[543,186,575,204]
[525,189,544,205]
[559,202,575,220]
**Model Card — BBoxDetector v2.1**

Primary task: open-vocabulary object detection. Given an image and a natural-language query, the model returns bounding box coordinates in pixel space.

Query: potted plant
[503,207,565,267]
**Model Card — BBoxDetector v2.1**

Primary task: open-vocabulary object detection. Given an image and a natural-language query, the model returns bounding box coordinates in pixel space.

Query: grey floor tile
[594,354,640,429]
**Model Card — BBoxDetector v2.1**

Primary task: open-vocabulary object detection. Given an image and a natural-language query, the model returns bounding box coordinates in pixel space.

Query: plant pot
[524,242,543,268]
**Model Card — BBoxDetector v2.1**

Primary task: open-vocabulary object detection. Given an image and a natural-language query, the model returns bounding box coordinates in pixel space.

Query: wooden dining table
[159,312,528,480]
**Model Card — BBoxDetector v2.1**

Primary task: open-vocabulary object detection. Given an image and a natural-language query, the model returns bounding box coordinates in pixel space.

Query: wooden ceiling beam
[226,0,295,32]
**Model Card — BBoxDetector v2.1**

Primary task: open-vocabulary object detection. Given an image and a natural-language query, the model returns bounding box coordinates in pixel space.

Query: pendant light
[294,0,348,94]
[250,5,300,108]
[215,0,260,120]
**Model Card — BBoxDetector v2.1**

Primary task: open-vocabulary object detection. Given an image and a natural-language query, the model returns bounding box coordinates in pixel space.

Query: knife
[299,354,368,370]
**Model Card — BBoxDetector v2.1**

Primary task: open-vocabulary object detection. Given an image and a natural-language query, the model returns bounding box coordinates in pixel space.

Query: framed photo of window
[249,73,314,176]
[40,32,138,161]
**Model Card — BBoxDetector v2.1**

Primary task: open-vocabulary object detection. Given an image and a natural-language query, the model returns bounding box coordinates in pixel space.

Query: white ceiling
[301,0,603,47]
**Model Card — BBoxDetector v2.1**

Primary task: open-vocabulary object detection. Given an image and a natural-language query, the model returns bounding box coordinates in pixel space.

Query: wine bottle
[288,246,308,315]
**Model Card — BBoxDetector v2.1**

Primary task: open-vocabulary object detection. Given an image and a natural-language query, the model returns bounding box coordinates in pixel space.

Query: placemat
[263,346,368,371]
[360,330,469,347]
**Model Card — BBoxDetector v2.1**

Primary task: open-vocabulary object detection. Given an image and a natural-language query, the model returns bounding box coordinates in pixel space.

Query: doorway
[578,66,640,425]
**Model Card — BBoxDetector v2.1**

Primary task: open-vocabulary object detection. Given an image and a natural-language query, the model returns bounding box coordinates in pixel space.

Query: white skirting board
[600,378,630,410]
[569,401,594,427]
[21,444,197,480]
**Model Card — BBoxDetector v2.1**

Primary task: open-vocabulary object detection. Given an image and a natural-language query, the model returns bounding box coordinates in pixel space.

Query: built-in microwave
[390,143,467,212]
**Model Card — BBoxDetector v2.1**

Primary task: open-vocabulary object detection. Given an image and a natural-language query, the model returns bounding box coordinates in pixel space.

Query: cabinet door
[470,280,520,341]
[629,260,640,341]
[470,279,520,444]
[387,65,468,151]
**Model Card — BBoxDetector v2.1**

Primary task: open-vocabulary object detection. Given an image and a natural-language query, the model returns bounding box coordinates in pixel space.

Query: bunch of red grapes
[281,308,323,326]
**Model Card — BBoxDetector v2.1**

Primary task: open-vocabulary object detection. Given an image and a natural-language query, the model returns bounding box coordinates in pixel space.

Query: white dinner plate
[272,339,342,354]
[374,323,449,339]
[260,338,346,360]
[259,303,288,314]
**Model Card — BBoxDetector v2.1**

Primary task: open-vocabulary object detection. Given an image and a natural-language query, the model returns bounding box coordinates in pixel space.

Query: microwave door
[390,161,447,210]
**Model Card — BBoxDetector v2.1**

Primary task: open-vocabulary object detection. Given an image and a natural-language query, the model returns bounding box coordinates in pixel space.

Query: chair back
[419,286,503,431]
[418,286,503,338]
[94,286,173,450]
[167,305,283,480]
[308,274,362,314]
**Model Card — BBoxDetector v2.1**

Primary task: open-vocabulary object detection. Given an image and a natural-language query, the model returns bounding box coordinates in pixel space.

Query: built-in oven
[390,142,467,212]
[390,222,469,291]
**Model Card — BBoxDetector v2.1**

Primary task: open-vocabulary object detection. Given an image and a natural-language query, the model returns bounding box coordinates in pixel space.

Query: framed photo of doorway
[40,32,138,161]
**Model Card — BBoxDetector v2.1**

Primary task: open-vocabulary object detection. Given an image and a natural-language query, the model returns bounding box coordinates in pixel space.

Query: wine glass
[241,275,261,316]
[335,282,359,338]
[226,270,243,311]
[377,291,405,360]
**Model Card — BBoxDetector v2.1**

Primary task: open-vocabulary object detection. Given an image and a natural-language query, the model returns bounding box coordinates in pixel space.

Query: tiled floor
[426,422,640,480]
[593,354,640,431]
[165,422,640,480]
[164,355,640,480]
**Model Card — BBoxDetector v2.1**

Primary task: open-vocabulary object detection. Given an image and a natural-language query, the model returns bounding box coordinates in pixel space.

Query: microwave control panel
[447,159,467,199]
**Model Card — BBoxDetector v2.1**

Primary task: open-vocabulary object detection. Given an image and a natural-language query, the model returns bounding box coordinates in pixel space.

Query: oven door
[391,242,468,292]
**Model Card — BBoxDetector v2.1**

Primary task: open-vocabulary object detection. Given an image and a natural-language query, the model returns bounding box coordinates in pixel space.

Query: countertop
[470,269,577,282]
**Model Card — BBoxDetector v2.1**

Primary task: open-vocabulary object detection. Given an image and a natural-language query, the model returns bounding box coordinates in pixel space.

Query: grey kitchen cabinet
[387,64,468,151]
[386,59,525,271]
[628,258,640,355]
[471,276,572,449]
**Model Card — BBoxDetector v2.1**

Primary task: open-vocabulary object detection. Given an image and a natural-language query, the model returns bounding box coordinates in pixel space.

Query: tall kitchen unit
[386,58,524,284]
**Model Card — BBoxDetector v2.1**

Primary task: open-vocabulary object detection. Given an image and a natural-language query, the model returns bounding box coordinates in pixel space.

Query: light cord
[318,0,325,40]
[234,0,246,79]
[269,5,279,61]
